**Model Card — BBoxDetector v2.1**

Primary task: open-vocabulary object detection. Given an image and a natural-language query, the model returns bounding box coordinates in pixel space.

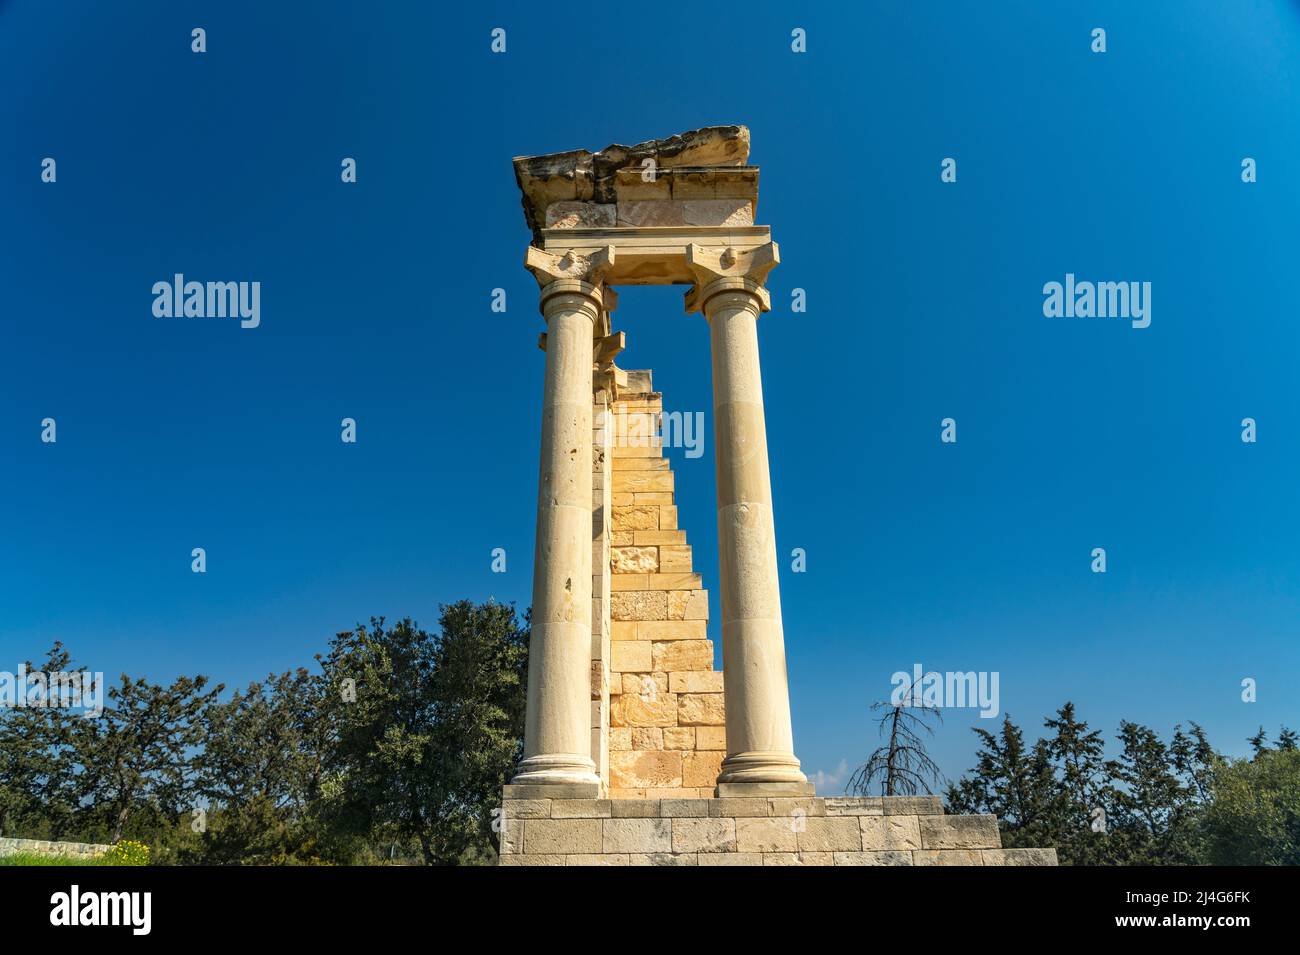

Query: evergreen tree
[79,670,222,843]
[1106,721,1199,863]
[1041,702,1117,865]
[946,714,1056,850]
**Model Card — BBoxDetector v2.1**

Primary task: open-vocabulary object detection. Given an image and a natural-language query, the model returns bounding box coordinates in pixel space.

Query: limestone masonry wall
[600,379,726,799]
[499,793,1058,866]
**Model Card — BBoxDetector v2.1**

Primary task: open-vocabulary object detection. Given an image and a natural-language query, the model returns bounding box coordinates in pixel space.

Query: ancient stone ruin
[500,126,1057,866]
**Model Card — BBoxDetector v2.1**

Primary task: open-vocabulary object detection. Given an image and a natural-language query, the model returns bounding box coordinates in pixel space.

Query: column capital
[684,241,778,315]
[538,279,606,324]
[526,244,616,287]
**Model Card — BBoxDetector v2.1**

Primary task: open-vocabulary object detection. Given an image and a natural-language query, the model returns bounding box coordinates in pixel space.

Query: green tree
[1041,702,1119,865]
[1201,748,1300,865]
[1106,721,1202,864]
[424,600,529,858]
[189,668,331,864]
[80,671,222,843]
[319,601,527,864]
[0,644,88,839]
[946,713,1056,851]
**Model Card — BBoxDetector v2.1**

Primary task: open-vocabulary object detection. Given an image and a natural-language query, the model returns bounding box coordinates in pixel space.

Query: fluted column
[512,248,614,788]
[687,243,807,791]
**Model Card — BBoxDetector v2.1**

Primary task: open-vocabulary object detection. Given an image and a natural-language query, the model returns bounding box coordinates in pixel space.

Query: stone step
[917,813,1002,850]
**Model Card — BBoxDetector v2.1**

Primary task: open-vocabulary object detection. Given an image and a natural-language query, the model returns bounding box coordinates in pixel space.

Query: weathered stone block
[672,817,737,853]
[523,819,602,855]
[695,726,727,750]
[634,497,673,512]
[504,782,599,800]
[715,781,814,798]
[882,795,944,815]
[669,670,724,693]
[658,545,693,573]
[638,620,707,641]
[611,546,659,573]
[710,798,771,818]
[611,505,659,531]
[735,816,799,852]
[630,852,697,866]
[603,818,672,854]
[982,848,1058,866]
[635,530,686,546]
[613,471,673,494]
[913,849,984,866]
[631,727,664,750]
[663,727,695,750]
[832,850,913,866]
[610,590,668,621]
[683,198,753,226]
[762,851,834,866]
[610,799,660,818]
[545,201,616,228]
[696,852,763,866]
[919,814,1001,850]
[550,799,612,819]
[621,671,667,697]
[682,750,725,788]
[659,798,709,817]
[769,797,825,819]
[609,641,652,673]
[566,853,630,865]
[499,854,567,866]
[654,641,714,673]
[797,817,862,853]
[612,456,669,471]
[608,750,682,789]
[860,815,921,851]
[666,590,690,620]
[677,691,725,724]
[501,799,551,819]
[610,687,675,727]
[824,796,884,816]
[501,817,524,855]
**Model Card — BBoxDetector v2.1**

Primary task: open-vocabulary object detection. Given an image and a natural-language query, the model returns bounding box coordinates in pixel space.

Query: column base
[715,781,815,797]
[510,753,600,791]
[716,750,808,788]
[503,781,601,800]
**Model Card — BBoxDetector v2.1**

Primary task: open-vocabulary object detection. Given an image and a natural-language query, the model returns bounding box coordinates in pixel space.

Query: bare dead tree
[847,678,944,797]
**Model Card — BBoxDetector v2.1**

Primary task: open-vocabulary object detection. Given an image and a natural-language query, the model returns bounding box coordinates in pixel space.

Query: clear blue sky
[3,1,1298,792]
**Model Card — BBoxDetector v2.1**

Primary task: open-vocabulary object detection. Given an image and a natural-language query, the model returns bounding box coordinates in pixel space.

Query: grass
[0,851,115,866]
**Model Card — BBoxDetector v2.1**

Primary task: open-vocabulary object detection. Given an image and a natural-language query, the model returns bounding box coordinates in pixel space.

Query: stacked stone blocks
[499,794,1057,866]
[603,381,727,799]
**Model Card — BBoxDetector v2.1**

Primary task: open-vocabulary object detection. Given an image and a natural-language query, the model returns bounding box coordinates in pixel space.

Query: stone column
[686,243,808,791]
[511,249,613,789]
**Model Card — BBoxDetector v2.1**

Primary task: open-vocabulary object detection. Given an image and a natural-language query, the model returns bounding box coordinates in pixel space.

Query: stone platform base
[499,792,1057,866]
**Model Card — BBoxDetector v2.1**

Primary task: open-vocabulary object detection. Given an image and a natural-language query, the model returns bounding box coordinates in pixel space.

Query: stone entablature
[514,126,754,242]
[499,793,1057,867]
